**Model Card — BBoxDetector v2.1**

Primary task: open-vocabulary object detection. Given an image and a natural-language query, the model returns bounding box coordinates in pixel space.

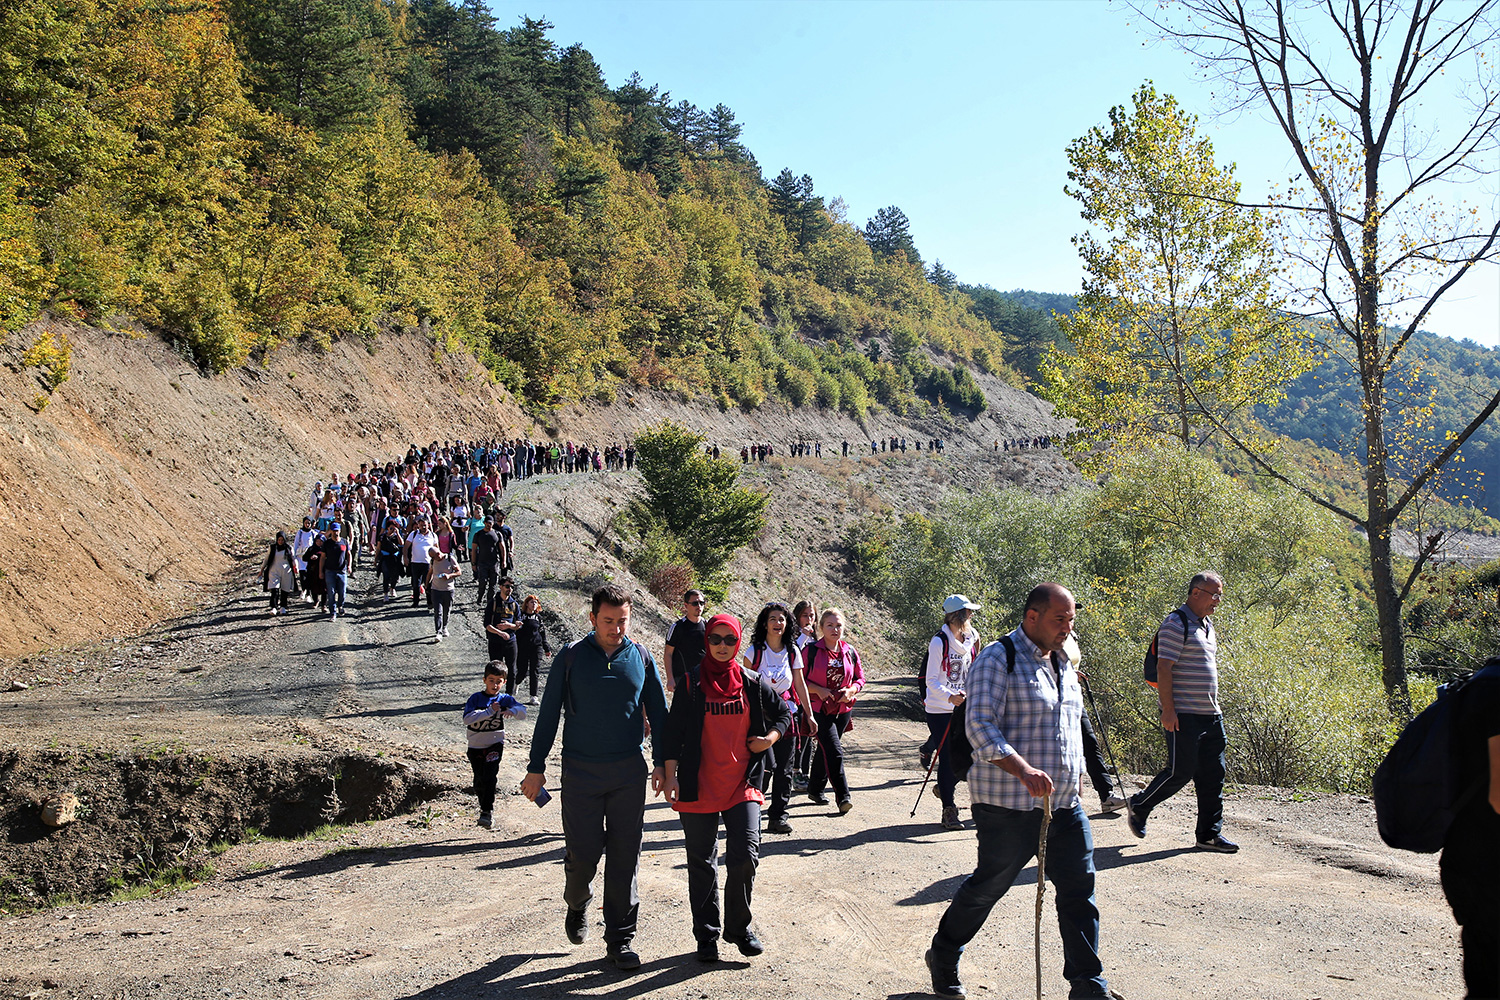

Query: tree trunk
[1359,224,1412,717]
[1367,522,1411,718]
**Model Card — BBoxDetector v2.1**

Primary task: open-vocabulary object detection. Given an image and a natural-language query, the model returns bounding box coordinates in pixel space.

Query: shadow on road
[226,834,563,883]
[394,949,727,999]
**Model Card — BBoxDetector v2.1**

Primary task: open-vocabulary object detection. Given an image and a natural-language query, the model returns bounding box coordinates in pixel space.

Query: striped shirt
[964,626,1084,812]
[1155,605,1219,715]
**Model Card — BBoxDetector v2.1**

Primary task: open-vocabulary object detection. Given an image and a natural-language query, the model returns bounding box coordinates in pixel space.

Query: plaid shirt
[964,626,1085,812]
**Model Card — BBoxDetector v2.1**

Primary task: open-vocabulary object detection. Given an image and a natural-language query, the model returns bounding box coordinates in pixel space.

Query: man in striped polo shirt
[1126,571,1237,853]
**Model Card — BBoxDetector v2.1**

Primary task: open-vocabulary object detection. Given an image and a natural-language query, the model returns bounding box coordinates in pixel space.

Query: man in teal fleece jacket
[522,584,667,971]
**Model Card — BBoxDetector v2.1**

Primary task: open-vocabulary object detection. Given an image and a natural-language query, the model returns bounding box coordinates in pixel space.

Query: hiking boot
[925,948,965,998]
[837,796,853,815]
[807,790,829,806]
[1125,799,1147,839]
[726,930,763,957]
[564,908,587,945]
[478,811,492,828]
[1195,834,1239,853]
[695,939,719,963]
[767,815,793,835]
[606,944,640,970]
[941,806,963,830]
[1100,794,1128,814]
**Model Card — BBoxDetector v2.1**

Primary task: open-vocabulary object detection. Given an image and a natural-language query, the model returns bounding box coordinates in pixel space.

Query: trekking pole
[1079,673,1125,800]
[910,714,953,817]
[1035,791,1051,1000]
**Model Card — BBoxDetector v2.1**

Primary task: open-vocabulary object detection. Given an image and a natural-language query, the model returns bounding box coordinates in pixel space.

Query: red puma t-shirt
[674,694,764,813]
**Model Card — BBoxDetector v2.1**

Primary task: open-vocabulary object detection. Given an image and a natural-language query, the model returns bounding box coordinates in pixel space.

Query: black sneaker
[1195,834,1239,853]
[1125,799,1147,839]
[768,816,793,834]
[727,930,763,957]
[920,747,933,770]
[807,790,829,806]
[696,939,720,963]
[564,908,587,945]
[925,948,965,998]
[607,944,640,970]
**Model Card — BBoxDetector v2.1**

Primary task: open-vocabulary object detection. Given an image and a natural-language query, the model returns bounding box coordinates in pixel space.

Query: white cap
[942,594,981,615]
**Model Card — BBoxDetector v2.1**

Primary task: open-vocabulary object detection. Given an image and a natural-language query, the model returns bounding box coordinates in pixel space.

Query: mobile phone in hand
[534,786,553,808]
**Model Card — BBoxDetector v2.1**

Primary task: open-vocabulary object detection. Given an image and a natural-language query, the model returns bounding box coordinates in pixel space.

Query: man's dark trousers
[931,801,1106,997]
[1130,712,1226,841]
[560,755,648,947]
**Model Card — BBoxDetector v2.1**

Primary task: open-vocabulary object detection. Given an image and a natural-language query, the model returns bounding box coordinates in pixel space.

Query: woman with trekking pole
[922,595,981,830]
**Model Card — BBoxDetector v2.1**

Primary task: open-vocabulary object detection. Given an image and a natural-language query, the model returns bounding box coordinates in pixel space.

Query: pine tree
[927,259,956,290]
[864,205,919,263]
[226,0,390,133]
[705,103,747,162]
[556,43,603,137]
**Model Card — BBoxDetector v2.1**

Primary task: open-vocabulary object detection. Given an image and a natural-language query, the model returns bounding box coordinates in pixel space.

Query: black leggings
[767,727,795,821]
[808,709,852,799]
[467,745,502,813]
[268,589,289,611]
[515,644,543,698]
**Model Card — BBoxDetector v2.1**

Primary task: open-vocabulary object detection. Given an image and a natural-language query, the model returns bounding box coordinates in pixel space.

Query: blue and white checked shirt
[964,626,1085,812]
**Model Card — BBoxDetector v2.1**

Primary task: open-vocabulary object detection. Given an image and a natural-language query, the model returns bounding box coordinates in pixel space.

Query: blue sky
[488,0,1500,346]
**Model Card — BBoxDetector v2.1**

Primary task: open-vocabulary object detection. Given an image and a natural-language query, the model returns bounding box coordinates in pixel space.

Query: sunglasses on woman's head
[706,634,736,646]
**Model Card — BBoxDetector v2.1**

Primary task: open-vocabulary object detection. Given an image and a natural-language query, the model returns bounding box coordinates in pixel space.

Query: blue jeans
[1131,712,1226,841]
[323,570,346,613]
[932,801,1107,997]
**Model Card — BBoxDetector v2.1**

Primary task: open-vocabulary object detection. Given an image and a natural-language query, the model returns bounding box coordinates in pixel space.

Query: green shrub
[631,420,770,578]
[853,447,1397,791]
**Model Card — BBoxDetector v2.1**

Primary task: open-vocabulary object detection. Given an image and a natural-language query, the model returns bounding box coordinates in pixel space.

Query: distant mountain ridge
[991,289,1500,517]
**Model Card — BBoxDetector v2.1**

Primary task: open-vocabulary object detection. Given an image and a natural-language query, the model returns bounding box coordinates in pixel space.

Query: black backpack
[1372,661,1496,853]
[915,632,951,693]
[1142,609,1195,688]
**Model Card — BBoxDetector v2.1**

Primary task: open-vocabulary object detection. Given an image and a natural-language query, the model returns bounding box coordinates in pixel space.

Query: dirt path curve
[0,471,1463,1000]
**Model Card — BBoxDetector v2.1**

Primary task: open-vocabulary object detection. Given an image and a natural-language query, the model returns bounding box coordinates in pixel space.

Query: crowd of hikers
[256,435,1494,1000]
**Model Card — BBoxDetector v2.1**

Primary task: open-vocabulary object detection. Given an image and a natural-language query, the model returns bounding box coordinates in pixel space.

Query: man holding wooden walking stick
[924,583,1117,1000]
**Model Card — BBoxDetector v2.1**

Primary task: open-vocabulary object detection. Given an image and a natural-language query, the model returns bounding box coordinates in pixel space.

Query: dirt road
[0,473,1463,1000]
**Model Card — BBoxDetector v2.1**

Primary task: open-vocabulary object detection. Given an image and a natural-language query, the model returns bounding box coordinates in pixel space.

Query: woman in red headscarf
[660,613,792,963]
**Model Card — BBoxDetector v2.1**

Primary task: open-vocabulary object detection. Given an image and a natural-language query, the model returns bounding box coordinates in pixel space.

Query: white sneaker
[435,632,443,642]
[529,696,540,706]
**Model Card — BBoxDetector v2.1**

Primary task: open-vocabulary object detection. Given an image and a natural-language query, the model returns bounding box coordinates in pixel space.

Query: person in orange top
[660,613,792,963]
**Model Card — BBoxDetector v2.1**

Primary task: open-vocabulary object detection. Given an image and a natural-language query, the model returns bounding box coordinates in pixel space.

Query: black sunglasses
[688,600,707,607]
[706,634,736,646]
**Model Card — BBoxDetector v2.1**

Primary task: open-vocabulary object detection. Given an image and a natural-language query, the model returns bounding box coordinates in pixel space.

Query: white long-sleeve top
[292,528,317,571]
[923,623,980,715]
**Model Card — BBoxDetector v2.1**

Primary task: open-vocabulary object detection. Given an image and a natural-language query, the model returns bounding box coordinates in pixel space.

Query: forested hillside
[1257,328,1500,516]
[0,0,1058,419]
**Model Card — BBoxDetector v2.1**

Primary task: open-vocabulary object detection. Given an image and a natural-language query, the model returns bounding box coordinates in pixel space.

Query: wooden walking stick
[1035,791,1052,1000]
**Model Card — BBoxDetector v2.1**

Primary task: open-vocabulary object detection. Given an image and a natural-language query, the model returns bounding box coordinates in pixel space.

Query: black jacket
[661,666,793,803]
